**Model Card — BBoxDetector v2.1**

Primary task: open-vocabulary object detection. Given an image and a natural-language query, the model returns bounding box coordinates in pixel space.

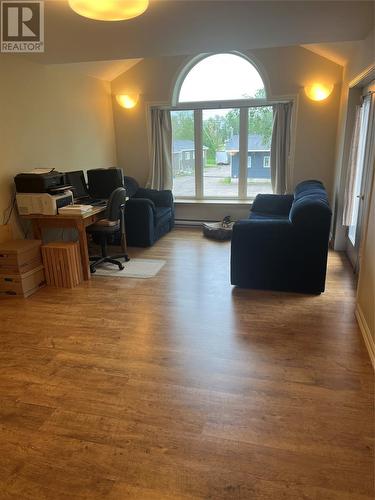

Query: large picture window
[171,53,274,200]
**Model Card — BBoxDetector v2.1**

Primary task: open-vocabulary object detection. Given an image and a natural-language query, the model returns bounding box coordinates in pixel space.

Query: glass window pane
[179,54,265,102]
[348,99,371,245]
[247,106,273,197]
[171,110,195,197]
[203,109,239,198]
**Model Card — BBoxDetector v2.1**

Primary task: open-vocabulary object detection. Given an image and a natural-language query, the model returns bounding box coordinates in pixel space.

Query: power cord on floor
[2,191,16,225]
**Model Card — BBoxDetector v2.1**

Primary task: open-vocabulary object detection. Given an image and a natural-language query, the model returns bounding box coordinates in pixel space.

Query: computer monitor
[65,170,89,200]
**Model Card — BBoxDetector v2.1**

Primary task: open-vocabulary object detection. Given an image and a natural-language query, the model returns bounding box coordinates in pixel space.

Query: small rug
[93,258,166,279]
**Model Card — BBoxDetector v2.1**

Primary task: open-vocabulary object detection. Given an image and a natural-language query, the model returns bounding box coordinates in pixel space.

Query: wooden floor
[0,228,373,499]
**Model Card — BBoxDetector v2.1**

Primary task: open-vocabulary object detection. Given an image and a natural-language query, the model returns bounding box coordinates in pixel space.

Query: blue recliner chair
[231,180,332,294]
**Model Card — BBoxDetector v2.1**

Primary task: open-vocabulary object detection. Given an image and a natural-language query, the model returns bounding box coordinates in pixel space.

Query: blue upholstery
[230,180,332,294]
[123,177,175,247]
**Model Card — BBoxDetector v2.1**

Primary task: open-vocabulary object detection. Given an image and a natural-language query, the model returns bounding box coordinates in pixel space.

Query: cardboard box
[0,239,42,274]
[0,265,45,298]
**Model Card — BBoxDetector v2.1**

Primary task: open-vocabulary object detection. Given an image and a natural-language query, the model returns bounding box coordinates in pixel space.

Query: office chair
[87,168,124,199]
[86,187,130,273]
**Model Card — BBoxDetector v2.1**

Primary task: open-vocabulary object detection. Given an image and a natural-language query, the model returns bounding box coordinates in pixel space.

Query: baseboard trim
[355,305,375,368]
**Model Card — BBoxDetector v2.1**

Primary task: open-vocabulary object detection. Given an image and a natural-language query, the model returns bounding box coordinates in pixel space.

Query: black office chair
[87,187,130,273]
[87,168,124,199]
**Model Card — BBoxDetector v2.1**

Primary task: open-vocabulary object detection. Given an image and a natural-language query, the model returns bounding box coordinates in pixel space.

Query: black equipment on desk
[14,171,67,193]
[65,170,106,206]
[87,168,124,200]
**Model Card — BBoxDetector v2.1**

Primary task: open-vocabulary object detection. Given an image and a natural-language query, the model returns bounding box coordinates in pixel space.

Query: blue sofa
[230,180,332,294]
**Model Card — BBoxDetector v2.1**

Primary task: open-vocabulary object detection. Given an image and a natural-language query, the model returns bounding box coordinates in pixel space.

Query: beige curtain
[342,105,362,226]
[147,108,173,190]
[270,102,293,194]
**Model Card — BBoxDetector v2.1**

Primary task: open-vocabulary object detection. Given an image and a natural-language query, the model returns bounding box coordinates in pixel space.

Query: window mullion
[238,108,248,200]
[194,109,203,199]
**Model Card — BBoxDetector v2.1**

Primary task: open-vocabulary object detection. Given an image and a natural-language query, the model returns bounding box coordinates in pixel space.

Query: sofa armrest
[135,188,174,208]
[231,219,295,287]
[126,198,156,218]
[125,198,156,215]
[251,194,294,216]
[124,198,156,247]
[232,218,294,243]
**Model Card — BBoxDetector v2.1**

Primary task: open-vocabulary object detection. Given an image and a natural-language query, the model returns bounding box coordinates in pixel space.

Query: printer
[15,169,73,215]
[14,170,67,193]
[16,191,73,216]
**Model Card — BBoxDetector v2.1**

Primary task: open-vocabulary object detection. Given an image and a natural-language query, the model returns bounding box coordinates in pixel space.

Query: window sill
[174,199,253,205]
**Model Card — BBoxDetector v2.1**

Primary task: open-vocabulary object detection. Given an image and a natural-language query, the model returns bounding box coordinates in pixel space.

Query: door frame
[344,67,375,272]
[346,91,374,271]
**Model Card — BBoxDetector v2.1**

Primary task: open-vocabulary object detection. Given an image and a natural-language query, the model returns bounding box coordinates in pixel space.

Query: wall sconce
[68,0,149,21]
[305,83,334,102]
[116,94,139,109]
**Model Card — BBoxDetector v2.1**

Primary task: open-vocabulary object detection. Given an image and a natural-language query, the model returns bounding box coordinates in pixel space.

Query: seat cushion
[87,221,120,234]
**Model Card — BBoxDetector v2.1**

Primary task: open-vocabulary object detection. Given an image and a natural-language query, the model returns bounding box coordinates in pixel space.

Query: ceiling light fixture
[305,83,334,102]
[68,0,149,21]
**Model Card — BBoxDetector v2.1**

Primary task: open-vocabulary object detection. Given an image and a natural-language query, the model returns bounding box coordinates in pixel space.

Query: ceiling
[302,41,362,67]
[50,58,142,81]
[27,1,373,65]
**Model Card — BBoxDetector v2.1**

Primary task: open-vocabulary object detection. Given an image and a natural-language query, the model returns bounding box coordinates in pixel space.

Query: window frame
[147,52,298,202]
[264,155,271,168]
[170,99,283,201]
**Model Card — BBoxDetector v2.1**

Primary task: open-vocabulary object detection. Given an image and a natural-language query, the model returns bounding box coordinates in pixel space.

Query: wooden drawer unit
[0,265,45,297]
[0,239,42,274]
[41,241,83,288]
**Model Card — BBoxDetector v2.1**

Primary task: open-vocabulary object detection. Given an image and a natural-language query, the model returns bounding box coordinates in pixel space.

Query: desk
[22,206,106,281]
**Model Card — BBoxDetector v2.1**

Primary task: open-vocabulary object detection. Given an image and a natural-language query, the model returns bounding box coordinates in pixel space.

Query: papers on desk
[21,168,55,175]
[58,205,93,215]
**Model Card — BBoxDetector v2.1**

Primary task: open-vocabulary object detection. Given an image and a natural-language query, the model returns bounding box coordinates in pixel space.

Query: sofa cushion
[290,184,331,226]
[294,179,324,196]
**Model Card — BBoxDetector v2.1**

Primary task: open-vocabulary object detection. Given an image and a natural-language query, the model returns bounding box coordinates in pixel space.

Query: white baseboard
[355,305,375,368]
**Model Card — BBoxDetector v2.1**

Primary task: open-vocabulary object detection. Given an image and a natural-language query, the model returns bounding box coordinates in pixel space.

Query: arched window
[171,53,273,200]
[178,53,266,103]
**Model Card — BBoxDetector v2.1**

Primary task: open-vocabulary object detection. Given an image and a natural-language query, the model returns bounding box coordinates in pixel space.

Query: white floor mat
[93,258,166,279]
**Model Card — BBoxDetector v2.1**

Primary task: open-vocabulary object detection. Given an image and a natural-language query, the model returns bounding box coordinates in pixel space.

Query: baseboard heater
[175,219,216,227]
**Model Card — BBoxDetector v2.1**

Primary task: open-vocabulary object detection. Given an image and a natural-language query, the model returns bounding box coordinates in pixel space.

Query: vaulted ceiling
[29,0,373,65]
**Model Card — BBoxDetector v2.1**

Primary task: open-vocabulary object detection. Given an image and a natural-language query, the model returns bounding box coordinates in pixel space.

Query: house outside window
[171,53,274,200]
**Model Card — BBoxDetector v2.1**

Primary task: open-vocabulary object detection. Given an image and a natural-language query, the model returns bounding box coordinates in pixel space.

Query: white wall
[111,46,342,221]
[0,55,117,237]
